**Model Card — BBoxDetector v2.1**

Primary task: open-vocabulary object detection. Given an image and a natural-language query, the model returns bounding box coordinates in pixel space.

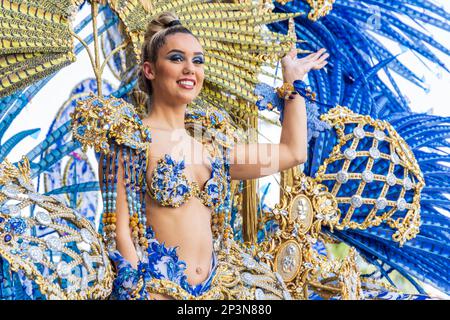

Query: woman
[104,11,328,300]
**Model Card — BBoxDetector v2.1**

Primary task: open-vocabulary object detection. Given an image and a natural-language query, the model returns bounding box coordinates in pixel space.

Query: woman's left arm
[229,47,329,180]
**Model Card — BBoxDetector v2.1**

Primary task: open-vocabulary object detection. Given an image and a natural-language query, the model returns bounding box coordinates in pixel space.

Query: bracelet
[293,80,316,100]
[276,82,298,100]
[276,80,317,101]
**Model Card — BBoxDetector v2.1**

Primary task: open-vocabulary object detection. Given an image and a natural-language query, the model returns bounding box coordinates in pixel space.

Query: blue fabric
[0,257,44,300]
[109,226,217,299]
[254,82,330,142]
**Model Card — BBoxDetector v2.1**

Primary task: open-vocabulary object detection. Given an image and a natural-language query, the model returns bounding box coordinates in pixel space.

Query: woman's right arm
[99,148,139,269]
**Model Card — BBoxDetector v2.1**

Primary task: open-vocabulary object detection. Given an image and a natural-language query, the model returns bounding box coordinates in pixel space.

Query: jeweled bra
[147,152,227,209]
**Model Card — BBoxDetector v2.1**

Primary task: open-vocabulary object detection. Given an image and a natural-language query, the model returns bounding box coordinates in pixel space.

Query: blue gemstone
[0,217,4,223]
[4,234,12,242]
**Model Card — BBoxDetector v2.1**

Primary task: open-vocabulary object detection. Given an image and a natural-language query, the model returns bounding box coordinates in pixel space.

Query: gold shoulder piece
[71,93,152,154]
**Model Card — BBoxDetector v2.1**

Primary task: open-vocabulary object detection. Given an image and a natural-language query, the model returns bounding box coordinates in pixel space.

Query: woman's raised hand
[281,46,329,84]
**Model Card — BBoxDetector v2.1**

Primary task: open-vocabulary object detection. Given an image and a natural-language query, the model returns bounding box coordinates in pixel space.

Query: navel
[195,267,202,274]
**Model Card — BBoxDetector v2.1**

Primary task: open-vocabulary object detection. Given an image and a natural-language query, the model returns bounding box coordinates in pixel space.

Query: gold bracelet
[276,82,296,100]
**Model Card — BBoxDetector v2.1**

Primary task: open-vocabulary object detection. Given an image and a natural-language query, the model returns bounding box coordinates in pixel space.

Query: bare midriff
[144,194,214,300]
[143,130,217,299]
[146,195,214,282]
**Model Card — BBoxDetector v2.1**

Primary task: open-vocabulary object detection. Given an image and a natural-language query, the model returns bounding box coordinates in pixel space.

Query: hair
[137,12,197,98]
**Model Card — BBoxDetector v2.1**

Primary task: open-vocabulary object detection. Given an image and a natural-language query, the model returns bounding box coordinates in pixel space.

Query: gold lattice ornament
[315,106,425,245]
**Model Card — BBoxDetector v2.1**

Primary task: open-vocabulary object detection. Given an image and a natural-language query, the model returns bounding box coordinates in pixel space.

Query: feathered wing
[269,0,450,117]
[387,112,450,292]
[0,2,121,183]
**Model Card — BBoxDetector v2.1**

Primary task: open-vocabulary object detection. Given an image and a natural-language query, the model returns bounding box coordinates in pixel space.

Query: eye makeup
[167,50,205,64]
[168,54,183,62]
[193,56,205,64]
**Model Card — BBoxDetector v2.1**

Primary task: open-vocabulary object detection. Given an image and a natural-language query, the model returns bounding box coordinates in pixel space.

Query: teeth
[178,80,194,86]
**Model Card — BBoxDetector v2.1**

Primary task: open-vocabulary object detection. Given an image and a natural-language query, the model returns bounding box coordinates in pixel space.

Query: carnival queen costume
[69,91,293,299]
[0,0,449,300]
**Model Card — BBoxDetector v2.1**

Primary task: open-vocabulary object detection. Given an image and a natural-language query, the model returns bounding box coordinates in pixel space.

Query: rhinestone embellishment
[29,193,44,203]
[7,205,20,217]
[351,195,363,208]
[353,127,365,139]
[375,197,388,210]
[386,173,397,186]
[35,211,51,226]
[344,148,356,160]
[362,170,374,183]
[97,266,105,281]
[28,246,43,262]
[241,273,254,286]
[255,288,265,300]
[397,198,407,211]
[46,236,63,251]
[337,170,349,183]
[56,261,71,278]
[82,252,92,268]
[242,253,257,269]
[391,152,400,164]
[374,130,386,141]
[2,186,19,198]
[80,228,94,244]
[369,147,381,159]
[403,177,413,190]
[77,241,91,252]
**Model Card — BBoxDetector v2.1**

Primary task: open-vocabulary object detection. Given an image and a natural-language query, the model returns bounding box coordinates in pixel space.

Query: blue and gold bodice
[147,153,227,209]
[71,94,236,254]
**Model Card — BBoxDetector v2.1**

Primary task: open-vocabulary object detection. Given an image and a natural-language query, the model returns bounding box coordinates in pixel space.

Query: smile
[177,79,195,89]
